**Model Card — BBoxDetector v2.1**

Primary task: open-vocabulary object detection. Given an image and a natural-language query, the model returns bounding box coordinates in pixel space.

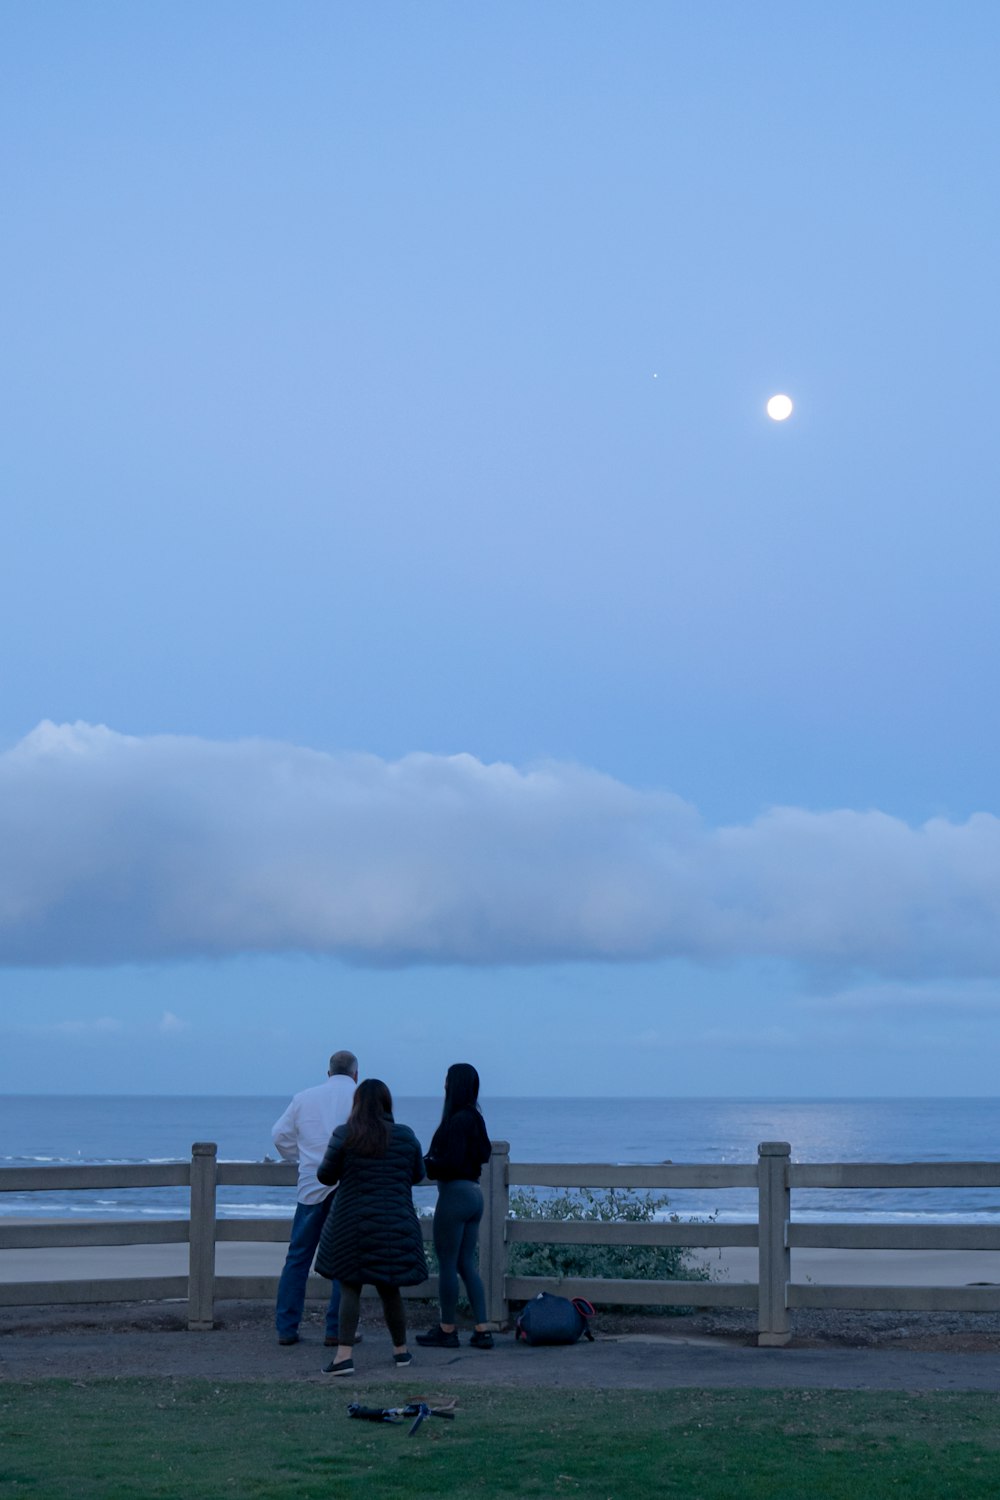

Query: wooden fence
[3,1139,1000,1345]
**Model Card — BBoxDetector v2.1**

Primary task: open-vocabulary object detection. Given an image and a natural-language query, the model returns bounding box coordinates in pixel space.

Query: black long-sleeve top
[424,1106,491,1184]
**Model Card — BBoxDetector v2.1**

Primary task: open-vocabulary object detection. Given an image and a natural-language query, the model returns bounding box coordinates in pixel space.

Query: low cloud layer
[2,721,1000,976]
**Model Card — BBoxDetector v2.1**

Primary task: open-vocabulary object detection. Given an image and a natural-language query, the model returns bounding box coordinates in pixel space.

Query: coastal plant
[506,1186,711,1312]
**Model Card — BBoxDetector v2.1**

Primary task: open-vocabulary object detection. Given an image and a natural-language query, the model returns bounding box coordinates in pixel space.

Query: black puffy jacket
[314,1117,428,1287]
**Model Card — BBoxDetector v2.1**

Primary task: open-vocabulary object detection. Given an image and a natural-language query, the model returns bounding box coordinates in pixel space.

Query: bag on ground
[515,1293,595,1345]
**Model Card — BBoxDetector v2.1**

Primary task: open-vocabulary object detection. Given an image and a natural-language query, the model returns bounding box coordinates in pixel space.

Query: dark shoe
[324,1331,362,1348]
[322,1357,354,1377]
[393,1350,412,1367]
[277,1334,299,1346]
[416,1325,460,1349]
[469,1330,494,1349]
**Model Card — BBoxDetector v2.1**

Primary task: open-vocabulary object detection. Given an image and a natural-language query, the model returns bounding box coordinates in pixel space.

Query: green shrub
[507,1187,711,1312]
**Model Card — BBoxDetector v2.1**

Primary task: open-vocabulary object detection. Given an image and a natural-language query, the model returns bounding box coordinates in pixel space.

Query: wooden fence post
[188,1142,218,1331]
[479,1140,510,1328]
[757,1140,791,1346]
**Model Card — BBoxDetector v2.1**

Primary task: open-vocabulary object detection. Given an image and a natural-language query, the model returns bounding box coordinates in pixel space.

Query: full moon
[766,393,794,421]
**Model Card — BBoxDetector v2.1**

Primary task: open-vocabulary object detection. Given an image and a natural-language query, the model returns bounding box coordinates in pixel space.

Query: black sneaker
[415,1325,460,1349]
[321,1357,354,1377]
[393,1350,412,1367]
[469,1330,494,1349]
[277,1334,299,1346]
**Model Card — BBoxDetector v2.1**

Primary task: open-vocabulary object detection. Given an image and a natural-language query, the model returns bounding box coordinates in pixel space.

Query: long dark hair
[429,1062,490,1159]
[344,1078,393,1158]
[440,1062,481,1124]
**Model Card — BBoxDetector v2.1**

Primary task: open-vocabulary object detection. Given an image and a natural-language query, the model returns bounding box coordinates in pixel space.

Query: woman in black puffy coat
[314,1078,427,1377]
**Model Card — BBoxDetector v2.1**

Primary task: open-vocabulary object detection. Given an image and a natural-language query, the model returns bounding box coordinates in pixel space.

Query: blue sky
[2,2,999,1096]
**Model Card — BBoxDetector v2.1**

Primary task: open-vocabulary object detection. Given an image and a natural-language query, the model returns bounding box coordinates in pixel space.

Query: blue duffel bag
[515,1293,595,1346]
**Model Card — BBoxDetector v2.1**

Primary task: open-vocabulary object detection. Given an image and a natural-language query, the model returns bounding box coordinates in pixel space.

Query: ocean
[2,1095,1000,1226]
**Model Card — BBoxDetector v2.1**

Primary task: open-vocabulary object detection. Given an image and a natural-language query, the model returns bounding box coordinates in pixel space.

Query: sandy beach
[3,1239,1000,1289]
[692,1246,1000,1289]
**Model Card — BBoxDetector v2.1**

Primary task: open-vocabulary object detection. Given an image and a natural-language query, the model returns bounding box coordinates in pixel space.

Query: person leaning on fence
[417,1061,494,1350]
[271,1049,358,1347]
[314,1078,428,1377]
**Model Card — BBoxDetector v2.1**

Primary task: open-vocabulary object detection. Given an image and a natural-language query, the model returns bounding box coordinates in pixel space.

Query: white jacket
[271,1074,357,1204]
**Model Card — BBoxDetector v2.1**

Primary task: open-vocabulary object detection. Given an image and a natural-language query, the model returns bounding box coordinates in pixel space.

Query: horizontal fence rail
[215,1163,298,1187]
[0,1222,190,1249]
[505,1276,758,1308]
[0,1164,191,1192]
[504,1221,758,1248]
[508,1163,758,1189]
[0,1277,190,1308]
[787,1284,1000,1313]
[788,1223,1000,1251]
[4,1138,1000,1343]
[210,1217,439,1244]
[210,1275,441,1303]
[790,1163,1000,1189]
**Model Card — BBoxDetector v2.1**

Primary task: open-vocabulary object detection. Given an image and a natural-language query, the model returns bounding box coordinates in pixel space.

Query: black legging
[337,1280,407,1347]
[433,1179,486,1324]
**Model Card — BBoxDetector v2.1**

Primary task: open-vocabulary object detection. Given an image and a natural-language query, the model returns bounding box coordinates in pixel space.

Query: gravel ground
[4,1299,1000,1353]
[6,1300,1000,1391]
[691,1306,1000,1352]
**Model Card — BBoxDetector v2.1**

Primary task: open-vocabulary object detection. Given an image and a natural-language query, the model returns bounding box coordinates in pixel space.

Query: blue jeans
[275,1197,341,1340]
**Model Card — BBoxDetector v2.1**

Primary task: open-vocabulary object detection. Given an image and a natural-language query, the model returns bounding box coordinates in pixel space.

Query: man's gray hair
[328,1050,358,1078]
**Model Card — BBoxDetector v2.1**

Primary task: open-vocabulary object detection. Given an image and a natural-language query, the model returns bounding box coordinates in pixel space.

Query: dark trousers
[337,1281,407,1347]
[275,1197,342,1339]
[433,1179,486,1324]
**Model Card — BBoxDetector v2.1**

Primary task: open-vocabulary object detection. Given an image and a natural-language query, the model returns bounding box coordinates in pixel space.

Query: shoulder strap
[573,1297,596,1340]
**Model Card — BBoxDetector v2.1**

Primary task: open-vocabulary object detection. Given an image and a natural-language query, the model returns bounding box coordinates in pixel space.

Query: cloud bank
[2,720,1000,976]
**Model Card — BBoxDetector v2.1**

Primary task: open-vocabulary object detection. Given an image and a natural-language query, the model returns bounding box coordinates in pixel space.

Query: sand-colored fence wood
[5,1139,1000,1344]
[502,1144,764,1323]
[784,1157,1000,1319]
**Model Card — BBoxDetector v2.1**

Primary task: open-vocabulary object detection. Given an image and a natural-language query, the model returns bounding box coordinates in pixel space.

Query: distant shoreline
[3,1092,998,1101]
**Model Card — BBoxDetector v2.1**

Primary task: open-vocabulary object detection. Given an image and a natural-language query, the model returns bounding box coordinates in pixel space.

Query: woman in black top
[314,1078,427,1377]
[417,1062,494,1350]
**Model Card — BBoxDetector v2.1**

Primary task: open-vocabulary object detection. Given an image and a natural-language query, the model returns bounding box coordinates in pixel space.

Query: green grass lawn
[2,1381,1000,1499]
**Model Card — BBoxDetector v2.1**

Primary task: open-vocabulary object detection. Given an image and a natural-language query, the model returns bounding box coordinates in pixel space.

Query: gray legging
[434,1179,486,1325]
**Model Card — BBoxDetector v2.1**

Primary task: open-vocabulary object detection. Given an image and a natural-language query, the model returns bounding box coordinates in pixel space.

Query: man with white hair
[272,1049,358,1346]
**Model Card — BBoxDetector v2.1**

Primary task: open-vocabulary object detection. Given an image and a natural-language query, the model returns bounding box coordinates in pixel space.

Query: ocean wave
[152,1201,295,1218]
[216,1204,295,1218]
[3,1198,1000,1227]
[0,1155,186,1167]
